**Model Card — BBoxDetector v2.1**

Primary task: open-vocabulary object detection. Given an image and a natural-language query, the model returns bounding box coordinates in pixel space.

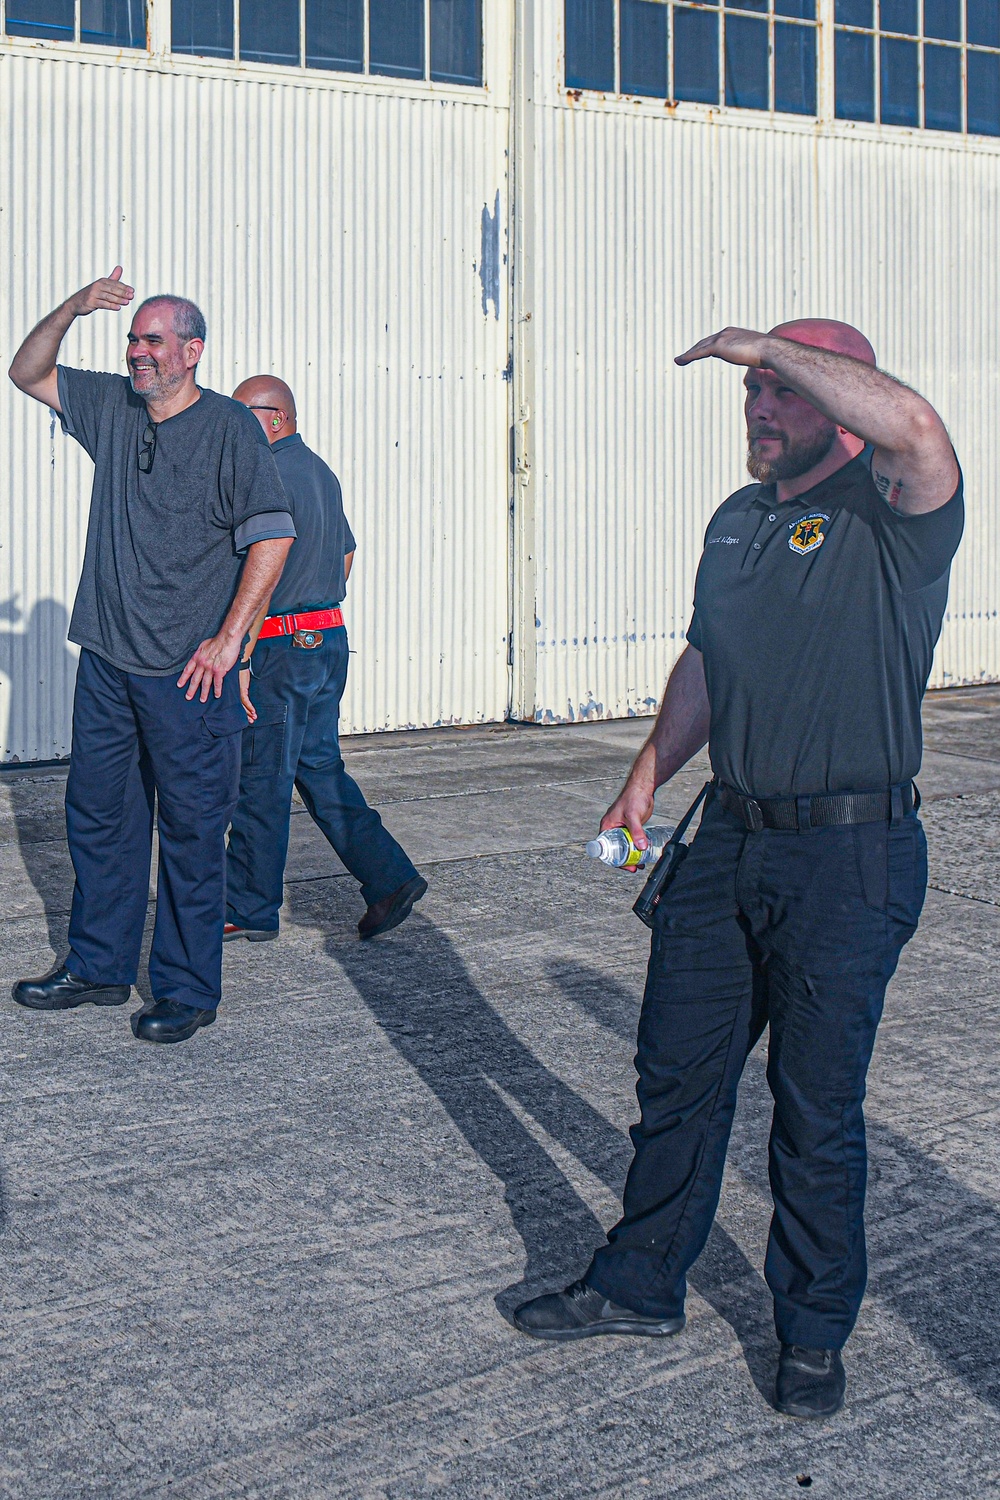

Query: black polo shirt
[687,449,964,799]
[266,434,356,616]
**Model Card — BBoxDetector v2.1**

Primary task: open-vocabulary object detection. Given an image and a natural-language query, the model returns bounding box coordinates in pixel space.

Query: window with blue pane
[5,0,74,41]
[835,0,1000,134]
[165,0,482,83]
[173,0,232,57]
[6,0,144,45]
[306,0,363,71]
[567,0,819,115]
[241,0,298,65]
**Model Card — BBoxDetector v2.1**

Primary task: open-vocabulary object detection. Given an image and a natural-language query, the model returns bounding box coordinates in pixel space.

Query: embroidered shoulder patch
[788,512,829,555]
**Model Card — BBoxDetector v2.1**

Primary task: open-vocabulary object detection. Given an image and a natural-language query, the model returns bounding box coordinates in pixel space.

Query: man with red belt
[224,377,426,944]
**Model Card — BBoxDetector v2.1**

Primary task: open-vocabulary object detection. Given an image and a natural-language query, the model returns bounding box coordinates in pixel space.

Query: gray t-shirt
[267,434,356,615]
[57,366,296,675]
[687,449,964,799]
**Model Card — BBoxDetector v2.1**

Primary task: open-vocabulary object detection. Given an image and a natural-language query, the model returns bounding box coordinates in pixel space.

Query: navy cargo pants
[586,791,927,1350]
[65,648,245,1010]
[225,628,419,931]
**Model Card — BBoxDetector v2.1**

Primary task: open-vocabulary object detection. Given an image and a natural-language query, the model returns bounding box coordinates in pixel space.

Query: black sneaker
[513,1279,685,1342]
[774,1344,846,1420]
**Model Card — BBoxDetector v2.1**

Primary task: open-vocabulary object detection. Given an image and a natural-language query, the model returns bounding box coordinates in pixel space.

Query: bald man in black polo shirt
[224,376,425,944]
[513,320,963,1420]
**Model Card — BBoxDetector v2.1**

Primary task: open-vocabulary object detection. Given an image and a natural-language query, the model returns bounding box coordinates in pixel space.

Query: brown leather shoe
[358,876,427,940]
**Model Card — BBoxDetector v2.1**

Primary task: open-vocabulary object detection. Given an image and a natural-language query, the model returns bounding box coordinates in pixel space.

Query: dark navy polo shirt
[687,449,964,799]
[266,433,356,616]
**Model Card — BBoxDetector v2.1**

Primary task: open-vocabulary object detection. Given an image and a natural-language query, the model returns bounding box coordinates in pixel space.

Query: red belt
[258,607,343,640]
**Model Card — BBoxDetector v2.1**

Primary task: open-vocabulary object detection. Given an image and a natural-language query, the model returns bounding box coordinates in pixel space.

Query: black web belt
[717,780,918,833]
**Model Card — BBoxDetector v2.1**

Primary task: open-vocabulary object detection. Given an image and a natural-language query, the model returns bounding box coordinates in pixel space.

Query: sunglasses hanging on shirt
[138,420,157,474]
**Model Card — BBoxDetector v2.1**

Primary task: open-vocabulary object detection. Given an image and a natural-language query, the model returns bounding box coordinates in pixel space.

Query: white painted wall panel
[2,0,998,760]
[523,11,1000,720]
[0,44,512,759]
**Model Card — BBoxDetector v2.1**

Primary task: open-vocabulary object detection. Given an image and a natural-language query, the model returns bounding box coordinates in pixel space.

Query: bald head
[233,375,297,417]
[769,319,876,367]
[233,375,297,443]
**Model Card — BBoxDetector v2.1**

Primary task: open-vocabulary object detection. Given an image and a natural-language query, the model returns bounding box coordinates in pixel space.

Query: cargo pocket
[241,706,288,777]
[886,817,927,933]
[853,821,890,912]
[202,666,254,738]
[203,694,253,739]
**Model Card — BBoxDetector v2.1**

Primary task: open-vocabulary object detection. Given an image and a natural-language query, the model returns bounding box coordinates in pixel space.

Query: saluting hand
[68,265,135,317]
[675,327,769,369]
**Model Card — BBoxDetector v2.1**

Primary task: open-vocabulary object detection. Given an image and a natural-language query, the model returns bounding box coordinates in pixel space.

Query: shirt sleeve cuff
[234,511,297,554]
[55,366,76,437]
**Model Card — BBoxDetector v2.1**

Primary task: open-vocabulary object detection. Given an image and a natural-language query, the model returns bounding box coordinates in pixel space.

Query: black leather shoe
[774,1344,846,1419]
[513,1279,685,1342]
[131,1000,216,1044]
[223,923,278,943]
[12,965,131,1011]
[358,876,428,940]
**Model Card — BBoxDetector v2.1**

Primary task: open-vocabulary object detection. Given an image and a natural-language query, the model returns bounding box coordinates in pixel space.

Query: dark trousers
[225,629,418,930]
[65,649,244,1010]
[586,793,927,1350]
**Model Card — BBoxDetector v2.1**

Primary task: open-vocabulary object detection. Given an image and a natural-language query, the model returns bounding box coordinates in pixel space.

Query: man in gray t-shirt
[8,267,296,1045]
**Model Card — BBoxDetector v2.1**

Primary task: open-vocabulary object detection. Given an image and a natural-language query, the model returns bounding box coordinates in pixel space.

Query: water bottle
[586,825,674,870]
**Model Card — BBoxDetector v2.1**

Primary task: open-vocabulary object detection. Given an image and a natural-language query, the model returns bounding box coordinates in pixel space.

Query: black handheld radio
[632,782,712,929]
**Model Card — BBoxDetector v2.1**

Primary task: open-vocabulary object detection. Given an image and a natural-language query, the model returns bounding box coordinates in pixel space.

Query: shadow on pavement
[326,912,776,1403]
[0,599,76,959]
[861,1112,1000,1414]
[326,913,633,1314]
[550,955,1000,1415]
[548,956,776,1402]
[5,773,70,960]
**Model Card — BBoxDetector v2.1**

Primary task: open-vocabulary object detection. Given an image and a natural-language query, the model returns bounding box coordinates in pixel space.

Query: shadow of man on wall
[0,598,78,959]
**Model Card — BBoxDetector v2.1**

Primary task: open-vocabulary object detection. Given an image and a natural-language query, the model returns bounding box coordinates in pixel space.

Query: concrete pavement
[1,687,999,1497]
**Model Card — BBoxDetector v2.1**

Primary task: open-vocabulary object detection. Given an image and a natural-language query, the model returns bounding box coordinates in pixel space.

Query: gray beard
[746,426,837,483]
[129,365,186,403]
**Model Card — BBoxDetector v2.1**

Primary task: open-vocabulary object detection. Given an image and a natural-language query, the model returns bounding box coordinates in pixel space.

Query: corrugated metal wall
[0,33,512,759]
[2,0,998,759]
[519,0,1000,721]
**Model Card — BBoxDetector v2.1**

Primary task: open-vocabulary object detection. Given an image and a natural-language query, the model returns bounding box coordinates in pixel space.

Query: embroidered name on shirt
[708,535,741,545]
[788,512,830,555]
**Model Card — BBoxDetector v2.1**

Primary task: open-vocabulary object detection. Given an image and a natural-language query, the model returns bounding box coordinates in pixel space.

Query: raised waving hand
[9,266,135,410]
